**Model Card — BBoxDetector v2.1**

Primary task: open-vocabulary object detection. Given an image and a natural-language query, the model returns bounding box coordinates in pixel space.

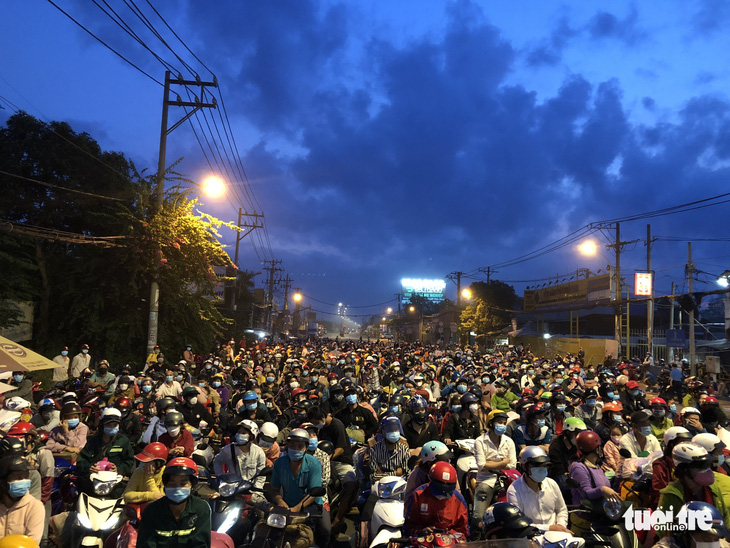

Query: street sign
[635,272,653,296]
[666,329,687,348]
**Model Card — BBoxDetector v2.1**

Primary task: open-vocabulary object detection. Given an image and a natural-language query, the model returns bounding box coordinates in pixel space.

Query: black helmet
[389,394,405,406]
[460,392,478,406]
[182,386,198,399]
[317,440,334,456]
[0,455,30,479]
[0,437,25,457]
[482,502,539,540]
[164,410,184,427]
[469,386,483,399]
[295,400,313,413]
[61,402,82,419]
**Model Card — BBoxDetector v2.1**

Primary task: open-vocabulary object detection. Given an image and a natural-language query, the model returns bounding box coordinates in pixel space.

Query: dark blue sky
[3,1,730,322]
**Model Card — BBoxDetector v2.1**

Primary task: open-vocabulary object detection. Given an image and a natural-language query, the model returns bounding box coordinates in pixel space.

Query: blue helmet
[420,440,450,463]
[409,395,428,410]
[242,390,258,402]
[682,501,728,538]
[380,416,402,433]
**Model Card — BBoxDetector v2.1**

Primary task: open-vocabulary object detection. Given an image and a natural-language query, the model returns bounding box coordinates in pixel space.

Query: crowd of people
[0,338,729,548]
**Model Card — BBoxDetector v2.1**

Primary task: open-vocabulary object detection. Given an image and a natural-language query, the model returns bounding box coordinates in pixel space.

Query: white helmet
[237,419,259,437]
[519,446,550,466]
[692,433,726,454]
[672,442,713,466]
[100,407,122,424]
[259,422,279,442]
[663,426,692,445]
[4,397,31,411]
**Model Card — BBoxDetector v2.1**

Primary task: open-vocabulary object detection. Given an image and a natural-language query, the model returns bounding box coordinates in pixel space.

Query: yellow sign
[524,274,611,312]
[634,272,653,296]
[0,336,61,372]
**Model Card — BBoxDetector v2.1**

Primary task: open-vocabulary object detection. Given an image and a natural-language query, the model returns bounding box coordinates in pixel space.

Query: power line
[0,170,127,201]
[300,293,398,309]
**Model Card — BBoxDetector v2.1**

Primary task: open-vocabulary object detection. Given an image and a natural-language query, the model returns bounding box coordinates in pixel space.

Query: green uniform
[491,391,518,412]
[76,432,135,477]
[137,494,212,547]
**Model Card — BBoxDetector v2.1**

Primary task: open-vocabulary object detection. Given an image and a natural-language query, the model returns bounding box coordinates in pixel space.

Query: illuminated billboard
[401,278,446,304]
[634,272,653,296]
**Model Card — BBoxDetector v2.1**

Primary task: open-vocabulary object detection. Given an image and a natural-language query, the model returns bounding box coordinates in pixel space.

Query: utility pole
[669,282,676,363]
[281,274,293,311]
[447,271,463,305]
[395,293,402,316]
[147,71,217,355]
[646,224,655,357]
[478,266,494,283]
[687,243,696,375]
[225,207,264,310]
[262,259,283,333]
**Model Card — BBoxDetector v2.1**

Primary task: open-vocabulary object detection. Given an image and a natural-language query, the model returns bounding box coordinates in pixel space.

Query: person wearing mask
[655,501,727,548]
[156,368,182,399]
[648,397,674,443]
[379,393,405,421]
[546,393,571,436]
[602,424,627,477]
[650,427,693,509]
[691,433,730,503]
[405,462,469,537]
[256,422,281,467]
[109,376,135,405]
[145,345,161,369]
[573,389,601,430]
[369,417,410,481]
[506,446,571,534]
[237,390,272,426]
[179,386,214,430]
[52,346,70,383]
[620,380,648,415]
[520,365,536,389]
[548,417,586,498]
[402,395,439,457]
[699,396,728,432]
[619,411,661,458]
[679,407,706,436]
[302,422,332,547]
[70,344,91,379]
[405,441,456,507]
[594,401,627,443]
[31,398,60,431]
[5,371,33,404]
[334,386,378,443]
[139,397,176,445]
[568,431,622,507]
[137,457,212,546]
[657,443,730,537]
[76,408,135,478]
[158,411,194,458]
[46,402,89,457]
[670,361,684,400]
[474,390,493,434]
[0,456,45,544]
[183,344,194,365]
[443,392,481,446]
[123,442,168,503]
[87,360,116,400]
[491,379,517,412]
[209,374,228,415]
[114,397,143,448]
[473,410,517,523]
[513,405,551,453]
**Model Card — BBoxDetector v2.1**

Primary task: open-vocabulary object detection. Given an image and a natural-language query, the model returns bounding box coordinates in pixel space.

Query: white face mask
[118,384,129,391]
[187,397,198,406]
[167,426,181,437]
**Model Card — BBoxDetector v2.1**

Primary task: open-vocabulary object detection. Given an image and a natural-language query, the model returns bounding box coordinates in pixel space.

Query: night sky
[3,1,730,322]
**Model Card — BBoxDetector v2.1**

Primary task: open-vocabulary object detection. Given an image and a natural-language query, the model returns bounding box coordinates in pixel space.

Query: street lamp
[200,175,226,199]
[293,291,302,304]
[409,306,416,313]
[461,288,472,301]
[717,270,730,288]
[386,307,393,314]
[577,240,599,257]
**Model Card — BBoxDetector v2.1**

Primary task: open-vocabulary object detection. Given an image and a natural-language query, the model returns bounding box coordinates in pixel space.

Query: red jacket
[405,484,469,537]
[158,429,195,458]
[651,455,673,509]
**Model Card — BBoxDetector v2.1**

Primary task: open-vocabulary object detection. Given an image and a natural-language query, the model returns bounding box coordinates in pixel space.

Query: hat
[626,380,639,389]
[681,406,701,416]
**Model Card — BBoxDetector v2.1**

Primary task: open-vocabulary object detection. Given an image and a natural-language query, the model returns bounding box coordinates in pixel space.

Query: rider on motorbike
[123,442,168,503]
[76,407,135,478]
[482,502,540,541]
[0,455,45,544]
[45,402,89,458]
[568,430,621,506]
[404,440,455,507]
[30,398,60,431]
[212,418,267,491]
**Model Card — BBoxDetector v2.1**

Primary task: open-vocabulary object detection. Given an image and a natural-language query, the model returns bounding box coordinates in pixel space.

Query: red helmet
[135,442,169,463]
[327,373,338,380]
[114,397,133,413]
[163,457,198,476]
[626,380,639,389]
[521,387,535,396]
[7,422,35,437]
[649,397,667,408]
[602,402,623,413]
[429,461,457,484]
[576,431,602,453]
[291,388,307,399]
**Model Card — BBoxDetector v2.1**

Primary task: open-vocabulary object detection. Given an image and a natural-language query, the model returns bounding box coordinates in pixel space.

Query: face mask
[198,382,206,388]
[611,435,622,445]
[669,404,677,413]
[258,439,272,449]
[556,404,566,412]
[67,418,80,429]
[288,449,305,461]
[412,412,426,424]
[451,405,462,413]
[614,415,623,423]
[206,364,212,370]
[528,370,534,375]
[176,375,183,382]
[346,394,358,405]
[339,360,345,365]
[187,397,198,406]
[482,377,489,384]
[8,479,32,499]
[529,467,548,483]
[536,418,546,428]
[385,431,400,443]
[213,360,220,366]
[235,433,249,445]
[389,406,400,414]
[245,402,258,411]
[142,385,152,393]
[166,376,173,383]
[165,486,191,504]
[119,384,129,391]
[61,351,68,357]
[629,390,639,397]
[308,437,319,451]
[693,468,715,487]
[586,399,597,407]
[639,425,652,437]
[290,382,300,389]
[167,426,181,438]
[186,346,192,351]
[211,381,221,388]
[468,404,479,414]
[302,372,309,377]
[104,426,119,436]
[652,409,665,418]
[13,375,23,383]
[157,359,164,364]
[82,349,89,354]
[311,376,319,383]
[345,372,353,378]
[456,385,467,394]
[494,424,507,436]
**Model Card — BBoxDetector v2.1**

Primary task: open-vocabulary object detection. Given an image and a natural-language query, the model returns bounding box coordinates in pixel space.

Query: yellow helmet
[0,535,39,548]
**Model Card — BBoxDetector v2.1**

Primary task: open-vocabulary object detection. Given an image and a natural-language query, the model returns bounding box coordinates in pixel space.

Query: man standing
[70,344,91,379]
[52,346,70,383]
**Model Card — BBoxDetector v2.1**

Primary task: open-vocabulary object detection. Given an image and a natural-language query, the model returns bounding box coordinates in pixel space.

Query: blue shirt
[271,453,323,507]
[671,367,683,382]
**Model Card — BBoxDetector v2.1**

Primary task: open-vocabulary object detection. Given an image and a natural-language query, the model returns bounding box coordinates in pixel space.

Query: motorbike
[569,498,638,548]
[453,439,477,506]
[74,470,125,547]
[389,530,539,548]
[369,476,407,548]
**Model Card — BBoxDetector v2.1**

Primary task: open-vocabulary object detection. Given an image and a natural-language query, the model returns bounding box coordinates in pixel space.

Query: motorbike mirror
[308,486,326,498]
[618,448,632,459]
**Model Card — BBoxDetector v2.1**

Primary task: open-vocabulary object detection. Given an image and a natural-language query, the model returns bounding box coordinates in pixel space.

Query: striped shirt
[369,438,410,480]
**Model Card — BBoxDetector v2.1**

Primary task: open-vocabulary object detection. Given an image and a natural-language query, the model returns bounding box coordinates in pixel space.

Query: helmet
[39,398,58,412]
[482,502,536,539]
[521,387,534,396]
[681,406,701,417]
[100,407,122,424]
[515,397,535,412]
[291,388,307,400]
[563,417,587,432]
[525,404,546,421]
[389,394,405,406]
[429,461,457,484]
[245,379,260,390]
[0,436,25,457]
[601,402,622,414]
[259,422,279,442]
[681,501,729,538]
[163,457,198,477]
[649,397,667,408]
[156,397,177,413]
[575,431,602,453]
[460,392,478,406]
[60,402,82,418]
[236,419,259,437]
[626,380,639,390]
[487,409,509,425]
[409,395,428,410]
[164,410,184,427]
[0,535,38,548]
[317,440,334,455]
[135,442,169,463]
[663,427,693,445]
[583,389,598,400]
[7,422,35,437]
[287,428,310,446]
[519,446,550,466]
[692,433,726,454]
[468,386,483,399]
[242,390,259,402]
[295,400,313,413]
[114,397,132,414]
[672,443,713,466]
[4,397,31,411]
[420,441,451,463]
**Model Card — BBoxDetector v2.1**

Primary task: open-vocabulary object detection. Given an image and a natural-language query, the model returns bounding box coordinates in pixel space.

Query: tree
[459,280,518,340]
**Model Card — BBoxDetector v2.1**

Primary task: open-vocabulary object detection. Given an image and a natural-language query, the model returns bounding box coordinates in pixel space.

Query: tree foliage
[459,280,518,338]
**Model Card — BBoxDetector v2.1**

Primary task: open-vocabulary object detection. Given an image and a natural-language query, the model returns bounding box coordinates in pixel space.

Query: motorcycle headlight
[604,499,622,520]
[267,513,287,529]
[377,481,396,499]
[219,482,237,497]
[77,512,92,529]
[101,514,119,531]
[93,480,113,496]
[218,508,239,534]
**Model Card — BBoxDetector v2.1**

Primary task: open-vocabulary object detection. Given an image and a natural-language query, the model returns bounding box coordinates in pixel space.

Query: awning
[0,336,62,373]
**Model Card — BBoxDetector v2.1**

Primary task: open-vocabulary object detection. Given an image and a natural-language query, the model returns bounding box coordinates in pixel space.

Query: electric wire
[0,170,127,201]
[300,294,399,309]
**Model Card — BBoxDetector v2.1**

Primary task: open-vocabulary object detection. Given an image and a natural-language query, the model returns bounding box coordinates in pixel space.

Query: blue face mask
[166,376,173,383]
[8,479,32,499]
[346,394,358,405]
[13,375,23,383]
[456,385,467,394]
[142,385,152,393]
[311,376,319,383]
[67,418,80,429]
[176,375,183,382]
[529,467,548,483]
[494,424,507,436]
[611,393,620,401]
[606,392,615,399]
[614,414,623,423]
[199,383,206,388]
[245,402,258,411]
[61,351,68,357]
[212,381,221,388]
[556,404,566,412]
[104,426,119,437]
[308,437,318,451]
[718,454,726,467]
[82,349,89,354]
[639,425,652,437]
[586,399,597,407]
[536,418,546,428]
[629,389,639,397]
[669,404,677,413]
[234,433,249,445]
[528,370,534,375]
[266,377,275,383]
[389,406,400,414]
[451,405,462,413]
[165,486,191,504]
[385,431,400,443]
[288,449,305,461]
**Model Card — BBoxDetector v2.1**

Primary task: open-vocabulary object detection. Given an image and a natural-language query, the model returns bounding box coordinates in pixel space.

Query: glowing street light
[578,240,599,257]
[382,317,387,321]
[201,175,226,198]
[409,306,416,312]
[717,270,730,288]
[386,307,393,314]
[461,288,472,300]
[293,291,302,303]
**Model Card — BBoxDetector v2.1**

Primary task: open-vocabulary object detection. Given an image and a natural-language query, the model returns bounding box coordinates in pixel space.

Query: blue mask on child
[308,437,318,451]
[346,394,358,405]
[13,375,23,383]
